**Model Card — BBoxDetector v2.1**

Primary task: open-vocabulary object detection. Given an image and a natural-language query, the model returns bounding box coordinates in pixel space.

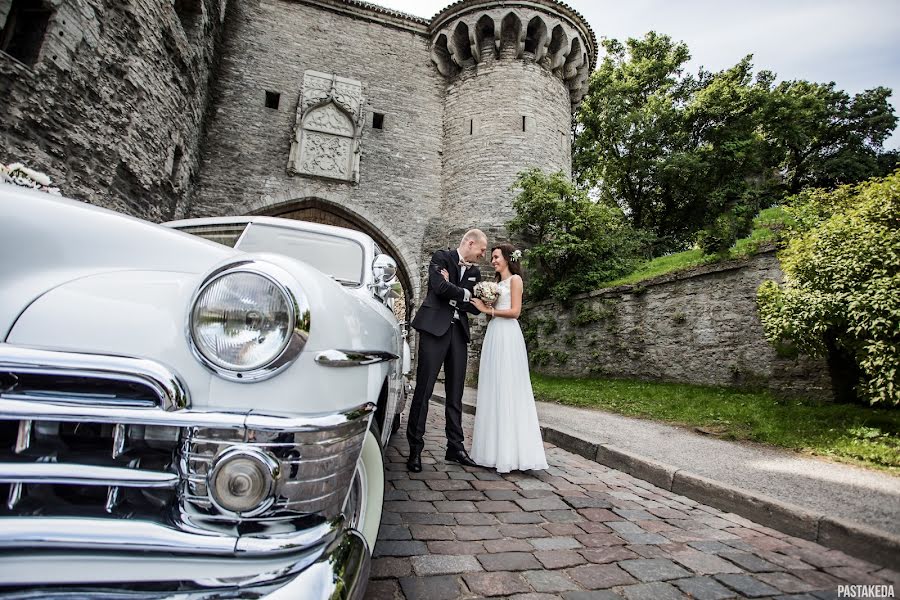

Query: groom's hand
[428,255,467,302]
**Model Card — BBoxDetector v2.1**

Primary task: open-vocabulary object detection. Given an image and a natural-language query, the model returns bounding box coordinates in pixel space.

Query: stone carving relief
[299,132,352,179]
[305,103,355,137]
[289,70,364,182]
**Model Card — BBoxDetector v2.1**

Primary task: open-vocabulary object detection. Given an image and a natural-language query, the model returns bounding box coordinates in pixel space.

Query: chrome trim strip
[105,486,122,513]
[315,349,400,367]
[0,398,376,431]
[7,482,22,510]
[0,344,189,411]
[0,516,339,556]
[0,463,178,488]
[111,423,126,459]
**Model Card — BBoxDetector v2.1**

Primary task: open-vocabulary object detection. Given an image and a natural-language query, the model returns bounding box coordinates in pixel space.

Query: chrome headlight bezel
[187,260,311,382]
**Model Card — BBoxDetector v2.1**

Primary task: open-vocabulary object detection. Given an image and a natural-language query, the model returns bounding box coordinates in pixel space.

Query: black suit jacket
[411,249,481,342]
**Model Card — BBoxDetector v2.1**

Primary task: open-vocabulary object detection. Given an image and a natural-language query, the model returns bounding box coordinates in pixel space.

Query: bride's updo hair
[493,243,524,281]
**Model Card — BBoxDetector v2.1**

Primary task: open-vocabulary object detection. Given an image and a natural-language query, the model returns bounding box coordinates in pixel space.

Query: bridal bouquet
[473,281,500,304]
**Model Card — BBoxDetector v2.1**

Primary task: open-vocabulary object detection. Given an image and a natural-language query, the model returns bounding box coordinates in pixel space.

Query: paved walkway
[434,385,900,541]
[366,402,899,600]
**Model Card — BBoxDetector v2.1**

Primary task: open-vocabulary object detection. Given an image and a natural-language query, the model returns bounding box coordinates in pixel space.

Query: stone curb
[670,469,820,541]
[428,394,900,570]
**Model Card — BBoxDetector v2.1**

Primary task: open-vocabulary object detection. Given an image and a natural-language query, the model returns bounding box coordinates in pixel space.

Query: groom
[406,229,488,472]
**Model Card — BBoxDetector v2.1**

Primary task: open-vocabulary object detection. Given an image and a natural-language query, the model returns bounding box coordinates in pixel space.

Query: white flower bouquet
[1,162,62,195]
[473,280,500,304]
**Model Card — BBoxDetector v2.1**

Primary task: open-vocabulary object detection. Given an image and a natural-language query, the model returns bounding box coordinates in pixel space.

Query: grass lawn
[597,206,789,289]
[531,374,900,474]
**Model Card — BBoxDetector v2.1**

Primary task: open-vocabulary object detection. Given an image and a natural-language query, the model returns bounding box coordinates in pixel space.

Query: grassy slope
[598,207,788,289]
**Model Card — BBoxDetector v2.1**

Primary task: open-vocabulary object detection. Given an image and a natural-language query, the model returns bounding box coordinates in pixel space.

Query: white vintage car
[0,184,410,598]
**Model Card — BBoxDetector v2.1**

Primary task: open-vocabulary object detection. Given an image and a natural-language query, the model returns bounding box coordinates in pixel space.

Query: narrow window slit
[265,91,280,110]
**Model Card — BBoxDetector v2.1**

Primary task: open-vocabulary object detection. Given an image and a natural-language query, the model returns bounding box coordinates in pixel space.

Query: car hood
[0,186,234,339]
[5,257,397,414]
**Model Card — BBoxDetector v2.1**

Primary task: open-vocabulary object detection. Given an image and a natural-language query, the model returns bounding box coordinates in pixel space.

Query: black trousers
[406,322,468,457]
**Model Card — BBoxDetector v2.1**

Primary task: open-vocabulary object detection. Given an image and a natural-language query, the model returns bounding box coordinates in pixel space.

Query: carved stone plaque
[289,71,363,182]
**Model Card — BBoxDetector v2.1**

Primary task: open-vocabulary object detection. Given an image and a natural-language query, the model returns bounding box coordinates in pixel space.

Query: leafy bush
[757,171,900,406]
[696,210,744,255]
[508,169,649,301]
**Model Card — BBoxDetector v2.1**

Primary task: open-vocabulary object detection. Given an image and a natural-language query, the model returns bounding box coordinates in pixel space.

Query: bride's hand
[471,298,488,313]
[440,268,450,282]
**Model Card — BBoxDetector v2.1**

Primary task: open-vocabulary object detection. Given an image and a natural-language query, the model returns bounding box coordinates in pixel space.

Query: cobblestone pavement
[365,405,899,599]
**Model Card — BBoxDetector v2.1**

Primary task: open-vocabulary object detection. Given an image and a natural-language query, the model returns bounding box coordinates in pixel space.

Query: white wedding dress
[470,276,549,472]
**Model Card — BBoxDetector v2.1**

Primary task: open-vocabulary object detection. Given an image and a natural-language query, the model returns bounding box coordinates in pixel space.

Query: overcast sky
[373,0,900,149]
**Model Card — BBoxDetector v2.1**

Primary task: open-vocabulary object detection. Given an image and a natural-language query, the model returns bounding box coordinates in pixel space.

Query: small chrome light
[208,446,279,516]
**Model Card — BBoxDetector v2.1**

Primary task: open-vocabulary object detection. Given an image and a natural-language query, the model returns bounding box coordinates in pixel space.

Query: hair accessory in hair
[510,249,522,262]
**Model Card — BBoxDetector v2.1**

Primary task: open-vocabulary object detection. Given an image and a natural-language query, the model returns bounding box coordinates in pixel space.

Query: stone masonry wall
[519,250,833,399]
[191,0,445,292]
[0,0,226,221]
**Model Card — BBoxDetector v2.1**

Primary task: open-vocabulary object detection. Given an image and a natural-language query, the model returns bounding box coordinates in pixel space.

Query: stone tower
[429,0,596,241]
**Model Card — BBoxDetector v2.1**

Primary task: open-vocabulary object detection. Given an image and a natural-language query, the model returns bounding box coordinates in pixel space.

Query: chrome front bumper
[0,525,371,599]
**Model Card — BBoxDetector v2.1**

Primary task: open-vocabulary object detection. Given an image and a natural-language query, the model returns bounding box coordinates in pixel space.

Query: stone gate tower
[430,0,595,240]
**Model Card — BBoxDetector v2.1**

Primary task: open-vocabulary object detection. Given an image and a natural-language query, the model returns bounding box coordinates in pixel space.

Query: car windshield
[177,222,366,286]
[239,223,365,286]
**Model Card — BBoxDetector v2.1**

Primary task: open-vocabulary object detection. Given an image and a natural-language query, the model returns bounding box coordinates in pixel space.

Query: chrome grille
[0,345,189,411]
[0,415,181,516]
[0,343,374,555]
[0,345,186,518]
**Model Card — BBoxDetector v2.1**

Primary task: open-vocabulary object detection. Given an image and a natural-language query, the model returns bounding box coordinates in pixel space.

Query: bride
[468,244,548,473]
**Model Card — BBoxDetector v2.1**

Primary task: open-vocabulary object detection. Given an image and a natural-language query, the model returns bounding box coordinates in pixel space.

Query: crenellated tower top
[428,0,597,109]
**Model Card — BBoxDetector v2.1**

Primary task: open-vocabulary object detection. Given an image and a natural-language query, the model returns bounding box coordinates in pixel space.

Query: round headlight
[208,446,279,516]
[191,271,293,374]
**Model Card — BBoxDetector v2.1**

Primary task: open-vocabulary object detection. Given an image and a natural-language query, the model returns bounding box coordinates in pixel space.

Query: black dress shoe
[407,453,422,473]
[445,449,479,468]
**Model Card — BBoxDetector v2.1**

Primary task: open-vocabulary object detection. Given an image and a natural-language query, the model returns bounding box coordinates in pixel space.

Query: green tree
[762,82,898,194]
[574,32,694,249]
[677,59,777,254]
[574,33,775,252]
[757,172,900,406]
[574,32,898,255]
[508,169,647,302]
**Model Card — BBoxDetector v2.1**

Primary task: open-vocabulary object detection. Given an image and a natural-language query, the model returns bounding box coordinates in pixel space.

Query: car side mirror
[372,254,397,285]
[372,254,399,303]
